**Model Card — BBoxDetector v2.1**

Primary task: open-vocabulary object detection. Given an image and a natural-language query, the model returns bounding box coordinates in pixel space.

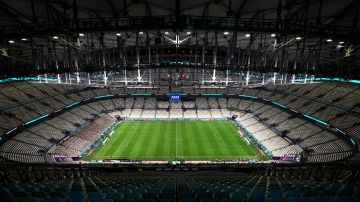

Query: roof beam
[107,0,119,17]
[321,0,357,26]
[0,1,32,25]
[235,0,248,18]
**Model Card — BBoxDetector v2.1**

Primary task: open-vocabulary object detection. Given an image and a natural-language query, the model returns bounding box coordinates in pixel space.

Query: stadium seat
[269,197,287,202]
[106,192,123,199]
[312,197,336,202]
[230,191,247,199]
[124,193,141,200]
[19,198,39,202]
[334,196,352,202]
[200,199,221,202]
[88,192,104,199]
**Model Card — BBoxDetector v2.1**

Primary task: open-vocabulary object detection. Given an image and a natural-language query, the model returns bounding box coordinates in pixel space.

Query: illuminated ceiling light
[139,31,144,35]
[21,38,27,41]
[52,36,59,39]
[78,33,84,37]
[326,39,333,42]
[295,36,302,40]
[165,31,169,35]
[339,41,345,44]
[271,33,276,37]
[223,31,229,35]
[116,33,121,36]
[186,31,191,35]
[245,33,251,38]
[8,40,15,44]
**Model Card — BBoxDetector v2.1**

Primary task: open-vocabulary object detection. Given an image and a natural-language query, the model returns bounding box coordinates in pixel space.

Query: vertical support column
[194,32,198,82]
[88,73,91,85]
[124,69,128,86]
[202,69,205,85]
[225,69,229,86]
[291,74,296,83]
[136,34,141,83]
[273,37,278,77]
[104,70,107,86]
[273,72,277,84]
[246,70,250,86]
[64,60,68,84]
[212,32,218,82]
[262,73,265,85]
[75,57,80,84]
[42,62,48,83]
[102,44,107,86]
[137,69,141,82]
[55,60,61,83]
[201,32,207,85]
[212,69,216,82]
[148,39,152,85]
[37,63,41,83]
[201,41,205,85]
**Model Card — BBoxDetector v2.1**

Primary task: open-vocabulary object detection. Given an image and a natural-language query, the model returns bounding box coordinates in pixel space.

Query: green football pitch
[87,120,268,161]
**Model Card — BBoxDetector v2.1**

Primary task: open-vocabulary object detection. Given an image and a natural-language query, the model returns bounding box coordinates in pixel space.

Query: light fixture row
[6,33,345,45]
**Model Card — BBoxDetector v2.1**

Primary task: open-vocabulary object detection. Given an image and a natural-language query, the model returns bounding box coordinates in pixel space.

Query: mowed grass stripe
[203,122,225,157]
[162,121,174,159]
[131,121,153,157]
[214,121,247,156]
[119,121,143,157]
[210,122,236,156]
[153,122,166,159]
[222,121,265,159]
[179,122,189,157]
[192,121,208,156]
[223,122,259,157]
[87,120,266,161]
[97,122,130,157]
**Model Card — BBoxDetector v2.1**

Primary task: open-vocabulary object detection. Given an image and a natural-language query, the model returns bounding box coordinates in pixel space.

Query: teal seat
[88,192,104,199]
[43,198,63,202]
[19,197,39,202]
[269,197,286,202]
[334,196,352,202]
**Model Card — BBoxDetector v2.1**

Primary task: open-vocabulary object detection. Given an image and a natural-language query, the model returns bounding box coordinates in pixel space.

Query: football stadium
[0,0,360,201]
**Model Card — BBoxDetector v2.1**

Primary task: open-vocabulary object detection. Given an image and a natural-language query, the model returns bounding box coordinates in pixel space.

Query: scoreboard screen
[168,93,181,102]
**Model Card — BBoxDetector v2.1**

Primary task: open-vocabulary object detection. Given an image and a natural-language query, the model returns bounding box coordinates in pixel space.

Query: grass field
[87,120,268,161]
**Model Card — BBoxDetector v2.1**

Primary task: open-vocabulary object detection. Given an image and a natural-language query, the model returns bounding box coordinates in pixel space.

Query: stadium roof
[0,0,359,78]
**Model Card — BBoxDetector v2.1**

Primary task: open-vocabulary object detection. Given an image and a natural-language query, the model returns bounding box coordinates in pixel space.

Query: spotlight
[21,38,28,41]
[271,33,276,37]
[186,31,191,35]
[295,37,302,40]
[223,31,229,35]
[339,41,345,45]
[8,40,15,44]
[326,39,333,42]
[245,33,251,38]
[116,33,121,36]
[165,31,169,35]
[139,31,144,35]
[52,36,59,39]
[78,33,85,37]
